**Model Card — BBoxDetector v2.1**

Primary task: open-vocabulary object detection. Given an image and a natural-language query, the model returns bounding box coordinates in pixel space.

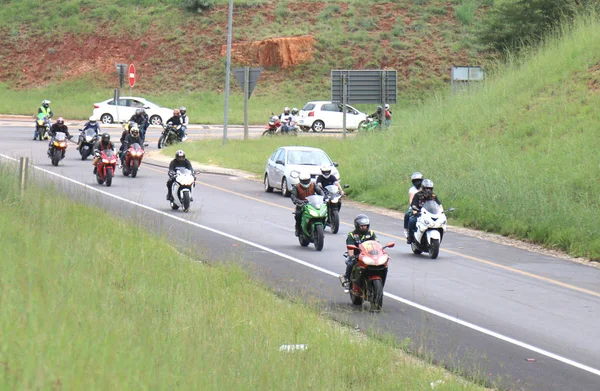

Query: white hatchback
[298,101,367,132]
[264,146,340,197]
[92,97,174,125]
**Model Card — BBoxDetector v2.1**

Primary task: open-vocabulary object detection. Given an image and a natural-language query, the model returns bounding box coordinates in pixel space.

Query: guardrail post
[19,157,29,193]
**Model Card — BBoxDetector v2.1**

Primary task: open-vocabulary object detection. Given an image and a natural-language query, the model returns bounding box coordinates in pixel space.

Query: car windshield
[423,200,441,214]
[287,150,331,166]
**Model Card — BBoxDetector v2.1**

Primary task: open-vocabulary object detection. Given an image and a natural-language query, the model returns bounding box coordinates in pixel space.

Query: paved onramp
[2,122,599,391]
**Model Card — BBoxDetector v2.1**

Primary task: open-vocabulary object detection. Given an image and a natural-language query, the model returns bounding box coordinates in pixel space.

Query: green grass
[171,14,600,261]
[0,165,484,390]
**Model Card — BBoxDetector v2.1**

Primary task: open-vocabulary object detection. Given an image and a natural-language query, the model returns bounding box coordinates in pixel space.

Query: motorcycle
[48,132,68,166]
[122,142,144,178]
[297,194,328,251]
[323,184,349,234]
[95,149,118,187]
[358,116,381,131]
[345,240,395,311]
[169,168,197,212]
[158,123,181,149]
[35,116,51,141]
[409,201,453,259]
[78,128,99,160]
[262,115,282,136]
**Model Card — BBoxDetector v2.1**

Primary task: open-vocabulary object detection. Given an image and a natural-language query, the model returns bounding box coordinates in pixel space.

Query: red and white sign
[128,63,136,88]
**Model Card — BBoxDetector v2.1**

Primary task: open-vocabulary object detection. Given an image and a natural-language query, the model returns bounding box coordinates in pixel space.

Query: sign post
[128,63,135,96]
[233,66,263,140]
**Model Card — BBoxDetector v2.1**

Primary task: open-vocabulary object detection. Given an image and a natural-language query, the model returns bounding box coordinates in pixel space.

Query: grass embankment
[175,15,600,261]
[0,166,483,390]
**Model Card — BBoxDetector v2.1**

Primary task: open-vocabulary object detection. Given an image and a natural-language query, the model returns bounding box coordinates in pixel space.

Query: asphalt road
[2,121,599,391]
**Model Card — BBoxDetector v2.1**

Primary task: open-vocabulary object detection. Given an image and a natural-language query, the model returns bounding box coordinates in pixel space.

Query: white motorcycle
[410,201,452,259]
[169,168,198,213]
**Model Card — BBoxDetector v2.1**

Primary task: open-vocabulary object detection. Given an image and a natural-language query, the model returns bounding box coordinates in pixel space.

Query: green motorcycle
[298,194,328,251]
[357,116,381,131]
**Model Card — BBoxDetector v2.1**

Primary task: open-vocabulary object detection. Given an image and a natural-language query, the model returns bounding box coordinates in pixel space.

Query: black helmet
[291,107,298,115]
[354,214,370,234]
[57,117,65,125]
[411,171,423,189]
[422,179,434,196]
[101,133,110,145]
[135,108,142,115]
[175,149,186,162]
[376,106,382,113]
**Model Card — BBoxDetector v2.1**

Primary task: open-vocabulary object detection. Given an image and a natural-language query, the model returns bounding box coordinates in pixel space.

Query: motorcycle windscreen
[423,200,441,214]
[103,150,115,159]
[325,184,339,194]
[360,240,383,256]
[54,132,66,142]
[84,128,96,139]
[306,194,324,209]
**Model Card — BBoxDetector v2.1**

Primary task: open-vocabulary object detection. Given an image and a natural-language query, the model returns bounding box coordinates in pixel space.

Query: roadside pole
[222,0,234,145]
[244,66,249,140]
[342,74,347,138]
[18,157,29,193]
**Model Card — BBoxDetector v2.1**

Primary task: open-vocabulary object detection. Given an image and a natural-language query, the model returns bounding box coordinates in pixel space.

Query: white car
[298,100,367,132]
[264,146,340,197]
[92,97,174,125]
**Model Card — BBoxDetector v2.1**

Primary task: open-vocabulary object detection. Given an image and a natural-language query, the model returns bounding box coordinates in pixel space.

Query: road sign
[331,70,397,104]
[232,67,263,99]
[128,63,136,88]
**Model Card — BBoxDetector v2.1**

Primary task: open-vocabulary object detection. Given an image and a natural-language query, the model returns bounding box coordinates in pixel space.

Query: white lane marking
[1,152,599,378]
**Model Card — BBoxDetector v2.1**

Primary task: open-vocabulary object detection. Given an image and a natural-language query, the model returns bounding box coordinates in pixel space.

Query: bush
[180,0,214,13]
[478,0,600,52]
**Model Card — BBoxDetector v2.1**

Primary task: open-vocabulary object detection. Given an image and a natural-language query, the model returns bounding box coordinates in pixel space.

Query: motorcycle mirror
[332,162,339,167]
[343,184,350,189]
[384,242,395,249]
[194,170,201,175]
[346,245,358,251]
[143,106,150,109]
[447,208,455,212]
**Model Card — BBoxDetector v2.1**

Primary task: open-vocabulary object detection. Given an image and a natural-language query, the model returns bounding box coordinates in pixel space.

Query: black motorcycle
[78,128,99,160]
[158,123,181,149]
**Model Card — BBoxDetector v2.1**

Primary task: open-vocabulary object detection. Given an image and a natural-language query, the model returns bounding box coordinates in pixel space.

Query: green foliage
[478,0,600,52]
[180,0,214,13]
[455,0,476,25]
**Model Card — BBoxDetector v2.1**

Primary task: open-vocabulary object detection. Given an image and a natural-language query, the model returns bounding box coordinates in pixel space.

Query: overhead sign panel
[331,70,397,104]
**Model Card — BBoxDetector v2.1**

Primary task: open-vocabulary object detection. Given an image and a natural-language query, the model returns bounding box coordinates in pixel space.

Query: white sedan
[92,97,174,125]
[264,146,340,197]
[298,100,367,132]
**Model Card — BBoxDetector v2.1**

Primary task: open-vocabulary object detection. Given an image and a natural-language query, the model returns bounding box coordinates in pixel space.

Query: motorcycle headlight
[309,210,319,217]
[102,159,109,163]
[85,136,93,142]
[423,218,432,226]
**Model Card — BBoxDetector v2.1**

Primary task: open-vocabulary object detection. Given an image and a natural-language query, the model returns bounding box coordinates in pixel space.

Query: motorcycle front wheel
[330,209,340,234]
[157,135,165,149]
[313,224,324,251]
[131,159,139,178]
[182,191,191,212]
[369,279,383,311]
[51,149,61,166]
[429,238,440,259]
[105,167,113,187]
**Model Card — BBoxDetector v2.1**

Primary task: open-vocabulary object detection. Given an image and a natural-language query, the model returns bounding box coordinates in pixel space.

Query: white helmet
[299,172,311,188]
[89,116,97,123]
[385,104,390,109]
[320,164,333,179]
[42,100,51,107]
[284,107,290,114]
[291,107,299,115]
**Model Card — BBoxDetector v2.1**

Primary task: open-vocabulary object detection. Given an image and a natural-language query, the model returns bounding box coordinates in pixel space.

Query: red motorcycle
[345,240,395,311]
[262,115,281,136]
[95,149,118,187]
[122,142,144,178]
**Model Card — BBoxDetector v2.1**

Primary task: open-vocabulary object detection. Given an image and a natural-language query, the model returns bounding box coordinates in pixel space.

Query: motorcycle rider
[283,107,299,134]
[47,117,72,156]
[316,164,345,207]
[407,179,443,244]
[140,108,149,144]
[119,122,137,162]
[92,133,116,175]
[384,104,392,127]
[77,116,101,150]
[280,107,294,134]
[129,109,147,139]
[166,109,184,141]
[167,150,194,202]
[179,106,189,141]
[34,100,53,140]
[404,172,423,238]
[119,126,143,168]
[339,214,378,293]
[290,171,324,237]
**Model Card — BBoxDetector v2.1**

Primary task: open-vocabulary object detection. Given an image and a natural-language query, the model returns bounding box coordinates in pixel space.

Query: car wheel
[149,115,162,125]
[264,174,274,193]
[312,120,325,132]
[281,177,290,197]
[100,114,113,124]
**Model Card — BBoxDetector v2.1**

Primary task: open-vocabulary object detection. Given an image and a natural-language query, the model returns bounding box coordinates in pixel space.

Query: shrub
[180,0,214,13]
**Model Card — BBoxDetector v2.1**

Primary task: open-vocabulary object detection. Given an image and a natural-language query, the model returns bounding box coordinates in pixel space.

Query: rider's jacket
[410,191,441,213]
[346,229,378,256]
[291,182,324,206]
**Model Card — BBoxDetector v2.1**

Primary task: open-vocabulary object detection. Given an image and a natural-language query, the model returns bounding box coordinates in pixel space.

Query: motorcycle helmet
[135,108,142,115]
[320,165,333,179]
[269,115,278,126]
[376,106,382,113]
[291,107,298,115]
[57,117,64,125]
[173,109,180,116]
[299,172,311,188]
[422,179,434,196]
[385,104,390,110]
[88,116,97,125]
[42,100,51,108]
[175,149,186,162]
[284,107,290,114]
[411,172,423,189]
[131,127,140,137]
[101,133,110,146]
[354,214,370,234]
[179,106,187,115]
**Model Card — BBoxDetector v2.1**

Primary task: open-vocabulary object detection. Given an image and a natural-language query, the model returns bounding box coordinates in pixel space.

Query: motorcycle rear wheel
[298,234,310,247]
[350,284,363,305]
[370,279,384,311]
[411,242,422,255]
[429,238,440,259]
[96,171,104,185]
